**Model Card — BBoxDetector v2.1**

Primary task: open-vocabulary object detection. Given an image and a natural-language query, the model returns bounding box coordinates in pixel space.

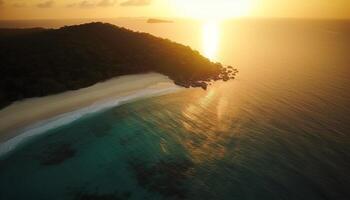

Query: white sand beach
[0,73,180,145]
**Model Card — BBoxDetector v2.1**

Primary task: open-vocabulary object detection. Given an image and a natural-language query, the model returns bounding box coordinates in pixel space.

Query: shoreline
[0,73,181,156]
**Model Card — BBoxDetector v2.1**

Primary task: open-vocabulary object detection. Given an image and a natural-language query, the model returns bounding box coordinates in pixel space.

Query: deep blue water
[0,19,349,200]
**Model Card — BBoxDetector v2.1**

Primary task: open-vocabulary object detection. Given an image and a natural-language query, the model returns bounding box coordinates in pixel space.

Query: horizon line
[1,16,350,21]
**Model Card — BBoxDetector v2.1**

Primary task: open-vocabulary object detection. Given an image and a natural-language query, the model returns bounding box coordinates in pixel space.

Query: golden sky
[0,0,349,20]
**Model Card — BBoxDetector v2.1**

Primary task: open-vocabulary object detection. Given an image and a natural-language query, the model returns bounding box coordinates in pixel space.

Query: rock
[174,80,190,88]
[189,81,208,90]
[172,64,237,89]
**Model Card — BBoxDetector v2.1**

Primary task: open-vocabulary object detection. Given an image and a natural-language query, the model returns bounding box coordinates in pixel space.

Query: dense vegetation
[147,18,173,23]
[0,22,236,108]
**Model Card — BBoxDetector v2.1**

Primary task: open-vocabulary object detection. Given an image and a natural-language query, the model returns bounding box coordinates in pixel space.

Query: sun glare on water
[202,21,220,61]
[172,0,250,60]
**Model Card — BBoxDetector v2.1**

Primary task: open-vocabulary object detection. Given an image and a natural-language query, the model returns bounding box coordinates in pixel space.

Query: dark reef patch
[39,143,76,166]
[74,191,131,200]
[118,130,144,146]
[89,122,112,137]
[129,158,194,199]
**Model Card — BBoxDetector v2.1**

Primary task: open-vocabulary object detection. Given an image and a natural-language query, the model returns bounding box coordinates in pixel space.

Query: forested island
[0,22,237,109]
[147,19,174,23]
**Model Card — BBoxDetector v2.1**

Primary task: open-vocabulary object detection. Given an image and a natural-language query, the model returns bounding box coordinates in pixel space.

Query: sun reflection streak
[180,85,234,163]
[202,21,220,61]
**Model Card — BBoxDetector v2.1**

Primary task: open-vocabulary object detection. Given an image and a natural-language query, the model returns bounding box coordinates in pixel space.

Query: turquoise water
[0,19,350,199]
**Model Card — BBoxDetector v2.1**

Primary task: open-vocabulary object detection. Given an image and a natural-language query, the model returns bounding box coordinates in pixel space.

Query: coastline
[0,73,181,156]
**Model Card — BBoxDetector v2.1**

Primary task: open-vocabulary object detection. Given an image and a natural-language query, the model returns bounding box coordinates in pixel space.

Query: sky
[0,0,350,20]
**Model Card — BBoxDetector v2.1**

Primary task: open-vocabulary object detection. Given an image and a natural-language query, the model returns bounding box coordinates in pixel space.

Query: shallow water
[0,19,349,200]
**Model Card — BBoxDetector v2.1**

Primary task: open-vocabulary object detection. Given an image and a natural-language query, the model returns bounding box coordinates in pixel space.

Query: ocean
[0,19,349,200]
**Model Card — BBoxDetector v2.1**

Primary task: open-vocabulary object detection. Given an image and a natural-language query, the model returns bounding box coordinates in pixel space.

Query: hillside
[0,22,236,108]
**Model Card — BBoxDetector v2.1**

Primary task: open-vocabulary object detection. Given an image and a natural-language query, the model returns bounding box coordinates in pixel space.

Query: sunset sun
[172,0,252,20]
